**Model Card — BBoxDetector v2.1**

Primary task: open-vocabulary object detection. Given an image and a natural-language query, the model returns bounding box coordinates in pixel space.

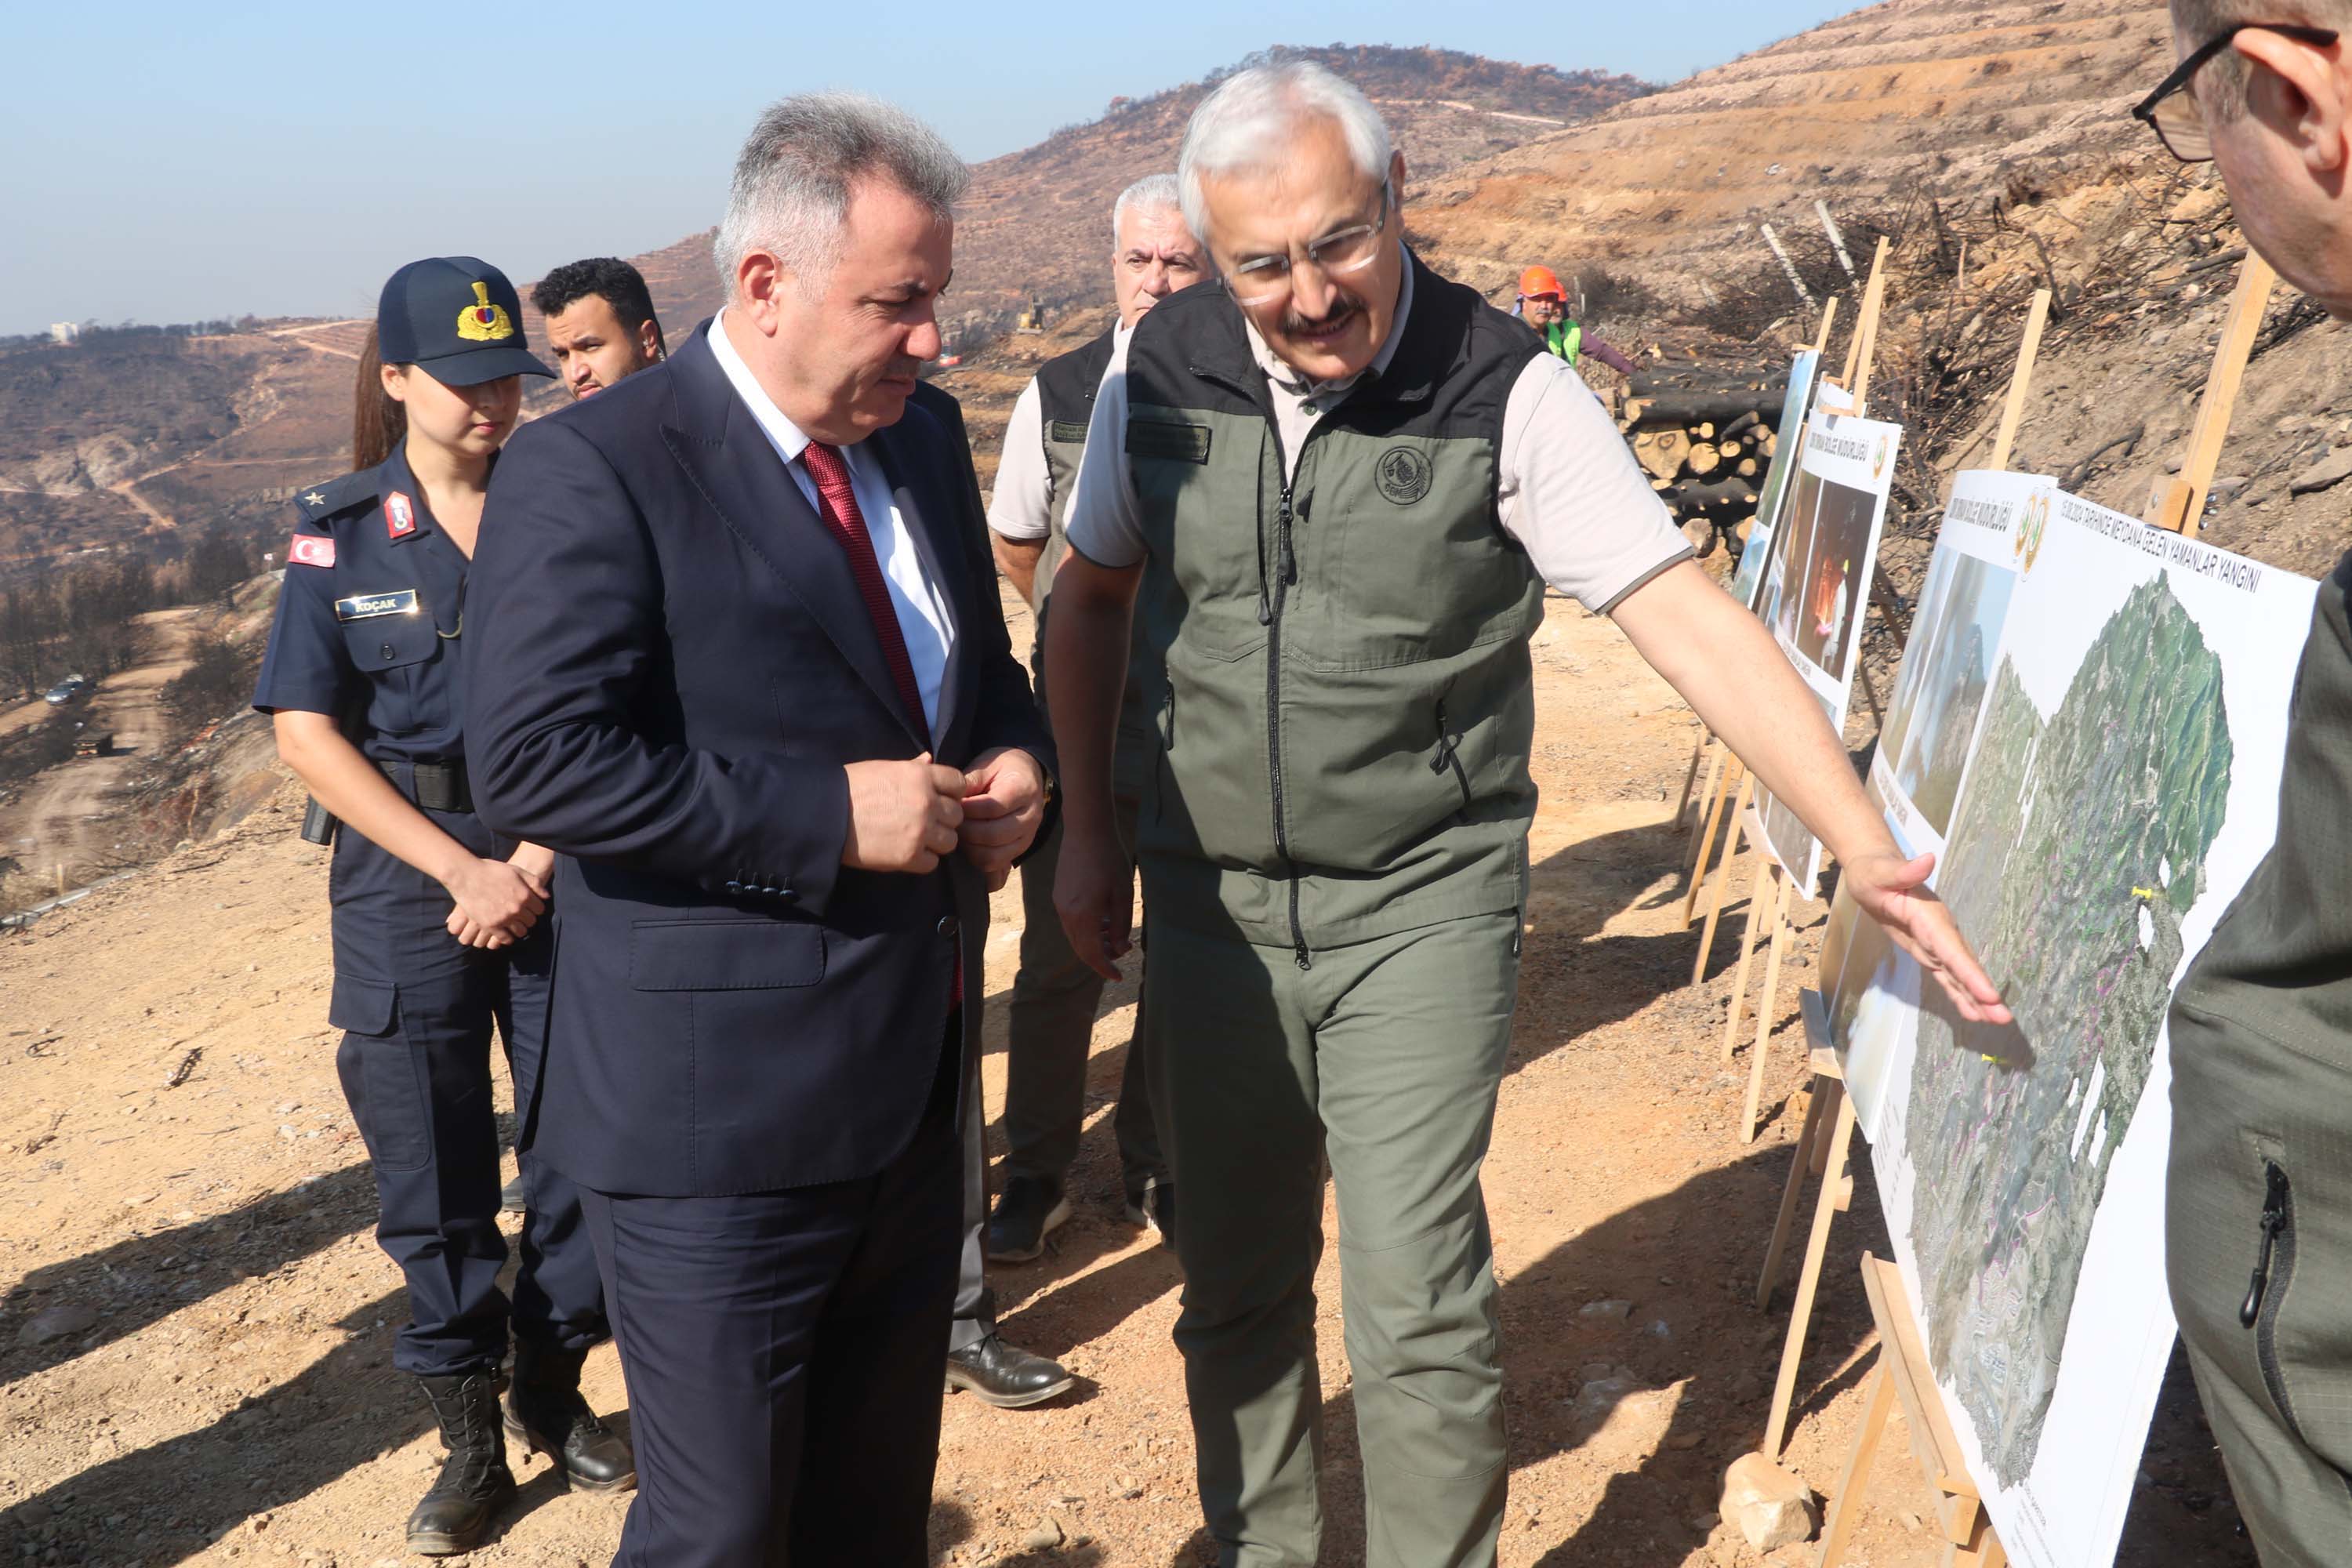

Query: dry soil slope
[1410,0,2172,300]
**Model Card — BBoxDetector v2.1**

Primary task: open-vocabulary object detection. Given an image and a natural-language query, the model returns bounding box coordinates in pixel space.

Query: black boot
[504,1339,636,1492]
[408,1369,516,1555]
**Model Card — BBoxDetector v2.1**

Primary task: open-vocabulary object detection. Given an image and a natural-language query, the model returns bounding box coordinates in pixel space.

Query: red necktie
[800,441,960,1005]
[800,441,928,735]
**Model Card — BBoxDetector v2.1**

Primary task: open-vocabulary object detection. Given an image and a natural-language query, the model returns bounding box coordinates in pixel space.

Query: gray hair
[1177,62,1392,241]
[2169,0,2349,117]
[1111,173,1185,252]
[713,92,968,291]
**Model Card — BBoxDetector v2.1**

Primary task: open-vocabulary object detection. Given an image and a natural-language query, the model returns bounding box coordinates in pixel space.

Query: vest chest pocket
[340,609,450,736]
[1307,437,1536,672]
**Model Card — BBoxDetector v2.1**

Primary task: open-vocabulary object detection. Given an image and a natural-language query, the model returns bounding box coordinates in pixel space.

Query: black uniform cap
[377,256,554,387]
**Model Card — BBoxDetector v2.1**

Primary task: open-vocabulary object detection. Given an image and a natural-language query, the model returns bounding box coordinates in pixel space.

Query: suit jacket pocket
[629,920,826,992]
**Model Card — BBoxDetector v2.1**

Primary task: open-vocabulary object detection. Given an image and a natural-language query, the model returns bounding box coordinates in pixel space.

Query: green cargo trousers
[1005,798,1166,1191]
[1144,909,1519,1568]
[2167,993,2352,1568]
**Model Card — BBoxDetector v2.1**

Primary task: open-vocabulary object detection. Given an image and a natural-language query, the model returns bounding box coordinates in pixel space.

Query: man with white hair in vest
[975,175,1205,1290]
[1044,63,2008,1566]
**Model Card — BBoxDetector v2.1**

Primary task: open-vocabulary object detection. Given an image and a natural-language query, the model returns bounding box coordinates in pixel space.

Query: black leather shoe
[985,1174,1070,1264]
[944,1330,1076,1409]
[408,1370,517,1555]
[499,1174,527,1214]
[1125,1180,1178,1253]
[504,1340,636,1493]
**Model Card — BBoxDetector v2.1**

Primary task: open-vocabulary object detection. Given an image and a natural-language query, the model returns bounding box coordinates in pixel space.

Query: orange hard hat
[1518,265,1565,299]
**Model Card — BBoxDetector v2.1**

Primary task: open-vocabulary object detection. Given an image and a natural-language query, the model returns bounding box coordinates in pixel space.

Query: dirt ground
[0,590,2255,1566]
[2,608,200,894]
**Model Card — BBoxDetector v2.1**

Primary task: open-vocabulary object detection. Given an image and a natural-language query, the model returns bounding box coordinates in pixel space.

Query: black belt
[380,757,472,814]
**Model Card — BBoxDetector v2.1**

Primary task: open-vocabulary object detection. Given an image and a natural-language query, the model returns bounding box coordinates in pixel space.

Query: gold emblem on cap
[456,281,515,343]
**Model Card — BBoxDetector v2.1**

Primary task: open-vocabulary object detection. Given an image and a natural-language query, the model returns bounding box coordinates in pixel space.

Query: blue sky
[0,2,1849,336]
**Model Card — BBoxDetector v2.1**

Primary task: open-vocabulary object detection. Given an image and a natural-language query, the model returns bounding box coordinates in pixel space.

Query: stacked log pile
[1620,363,1791,550]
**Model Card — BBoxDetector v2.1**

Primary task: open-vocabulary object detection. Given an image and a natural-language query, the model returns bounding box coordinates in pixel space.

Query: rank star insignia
[302,490,326,508]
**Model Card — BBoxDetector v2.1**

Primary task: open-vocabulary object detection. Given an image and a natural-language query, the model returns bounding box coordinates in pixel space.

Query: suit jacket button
[380,642,397,661]
[760,885,781,897]
[937,914,959,938]
[724,880,743,895]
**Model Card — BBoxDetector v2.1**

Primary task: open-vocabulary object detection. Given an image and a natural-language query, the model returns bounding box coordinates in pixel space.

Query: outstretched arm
[1612,559,2012,1025]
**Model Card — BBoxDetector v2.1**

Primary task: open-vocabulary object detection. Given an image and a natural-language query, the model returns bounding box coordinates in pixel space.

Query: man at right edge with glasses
[2136,9,2352,1563]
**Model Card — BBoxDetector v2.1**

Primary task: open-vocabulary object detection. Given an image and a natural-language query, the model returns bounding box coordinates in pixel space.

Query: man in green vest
[2137,7,2352,1562]
[1044,62,2009,1568]
[978,176,1206,1272]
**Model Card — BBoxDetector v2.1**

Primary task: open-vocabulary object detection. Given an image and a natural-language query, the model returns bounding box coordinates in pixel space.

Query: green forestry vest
[1031,327,1152,794]
[1122,253,1548,959]
[1031,326,1120,618]
[1544,318,1582,366]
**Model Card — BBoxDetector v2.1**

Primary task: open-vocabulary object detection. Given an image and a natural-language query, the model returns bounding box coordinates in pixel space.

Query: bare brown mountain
[0,43,1642,587]
[1407,0,2172,302]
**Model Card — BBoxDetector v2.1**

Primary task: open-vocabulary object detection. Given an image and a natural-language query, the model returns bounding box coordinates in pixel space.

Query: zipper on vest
[1268,481,1308,970]
[1431,697,1471,811]
[2244,1159,2320,1454]
[2242,1160,2290,1327]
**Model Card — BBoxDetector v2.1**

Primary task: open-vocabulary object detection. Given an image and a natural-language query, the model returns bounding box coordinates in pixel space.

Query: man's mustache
[1281,295,1360,336]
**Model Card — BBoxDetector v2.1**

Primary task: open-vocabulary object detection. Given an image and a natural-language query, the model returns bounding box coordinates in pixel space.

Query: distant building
[48,322,78,345]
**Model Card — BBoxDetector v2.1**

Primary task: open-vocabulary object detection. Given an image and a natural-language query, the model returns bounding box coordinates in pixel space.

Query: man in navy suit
[464,93,1053,1566]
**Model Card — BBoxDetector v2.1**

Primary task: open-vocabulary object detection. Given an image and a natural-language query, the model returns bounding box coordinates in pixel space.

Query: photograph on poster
[1731,347,1822,611]
[1751,413,1900,895]
[1826,487,2315,1568]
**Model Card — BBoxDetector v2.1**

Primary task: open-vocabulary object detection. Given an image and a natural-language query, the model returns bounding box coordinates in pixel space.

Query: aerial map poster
[1751,411,1900,896]
[1820,478,2315,1568]
[1730,347,1823,610]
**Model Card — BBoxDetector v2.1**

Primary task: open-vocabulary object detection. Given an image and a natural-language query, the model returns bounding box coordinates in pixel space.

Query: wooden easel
[1707,242,1893,1138]
[1684,271,1867,964]
[1815,1254,2009,1568]
[1677,296,1844,847]
[2145,250,2278,539]
[1754,290,2053,1457]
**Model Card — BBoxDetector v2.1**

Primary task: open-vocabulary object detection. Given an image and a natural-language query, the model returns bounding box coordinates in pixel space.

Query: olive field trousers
[1145,908,1520,1568]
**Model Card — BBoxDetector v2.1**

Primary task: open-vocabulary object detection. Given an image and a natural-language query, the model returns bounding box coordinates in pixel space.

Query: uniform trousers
[581,1022,963,1567]
[1001,791,1164,1192]
[2169,993,2352,1566]
[328,803,607,1375]
[1144,908,1520,1568]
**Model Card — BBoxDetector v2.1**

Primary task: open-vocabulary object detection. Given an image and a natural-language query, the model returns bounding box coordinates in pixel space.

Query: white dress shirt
[709,310,956,739]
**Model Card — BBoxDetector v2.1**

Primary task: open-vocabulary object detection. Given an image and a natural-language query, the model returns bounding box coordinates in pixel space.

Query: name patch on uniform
[287,534,336,568]
[384,492,417,539]
[1126,420,1212,464]
[1047,420,1091,445]
[334,589,420,621]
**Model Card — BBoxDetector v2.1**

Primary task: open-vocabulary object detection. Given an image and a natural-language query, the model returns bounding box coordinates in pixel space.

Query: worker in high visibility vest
[1514,264,1636,375]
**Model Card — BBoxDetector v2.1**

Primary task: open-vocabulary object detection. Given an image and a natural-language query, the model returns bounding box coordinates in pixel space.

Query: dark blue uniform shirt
[253,448,477,764]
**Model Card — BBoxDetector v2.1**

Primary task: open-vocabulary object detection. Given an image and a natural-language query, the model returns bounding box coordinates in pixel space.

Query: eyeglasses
[2132,22,2339,162]
[1222,181,1392,307]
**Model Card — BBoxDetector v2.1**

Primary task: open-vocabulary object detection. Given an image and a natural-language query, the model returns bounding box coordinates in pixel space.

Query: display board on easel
[1776,249,2305,1566]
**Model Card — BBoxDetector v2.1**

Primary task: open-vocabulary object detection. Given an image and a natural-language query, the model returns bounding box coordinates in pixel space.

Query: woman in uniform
[252,256,632,1555]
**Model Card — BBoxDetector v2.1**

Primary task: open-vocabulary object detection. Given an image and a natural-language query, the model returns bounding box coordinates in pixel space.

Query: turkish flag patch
[287,534,337,568]
[385,492,416,539]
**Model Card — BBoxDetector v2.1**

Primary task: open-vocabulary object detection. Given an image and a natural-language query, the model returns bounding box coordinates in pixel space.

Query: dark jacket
[463,321,1050,1196]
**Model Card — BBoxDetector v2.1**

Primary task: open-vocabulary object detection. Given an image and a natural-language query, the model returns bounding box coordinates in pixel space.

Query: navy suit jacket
[464,322,1051,1196]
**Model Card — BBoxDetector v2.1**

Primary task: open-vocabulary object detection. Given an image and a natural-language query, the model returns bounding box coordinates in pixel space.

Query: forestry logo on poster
[2014,491,2051,576]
